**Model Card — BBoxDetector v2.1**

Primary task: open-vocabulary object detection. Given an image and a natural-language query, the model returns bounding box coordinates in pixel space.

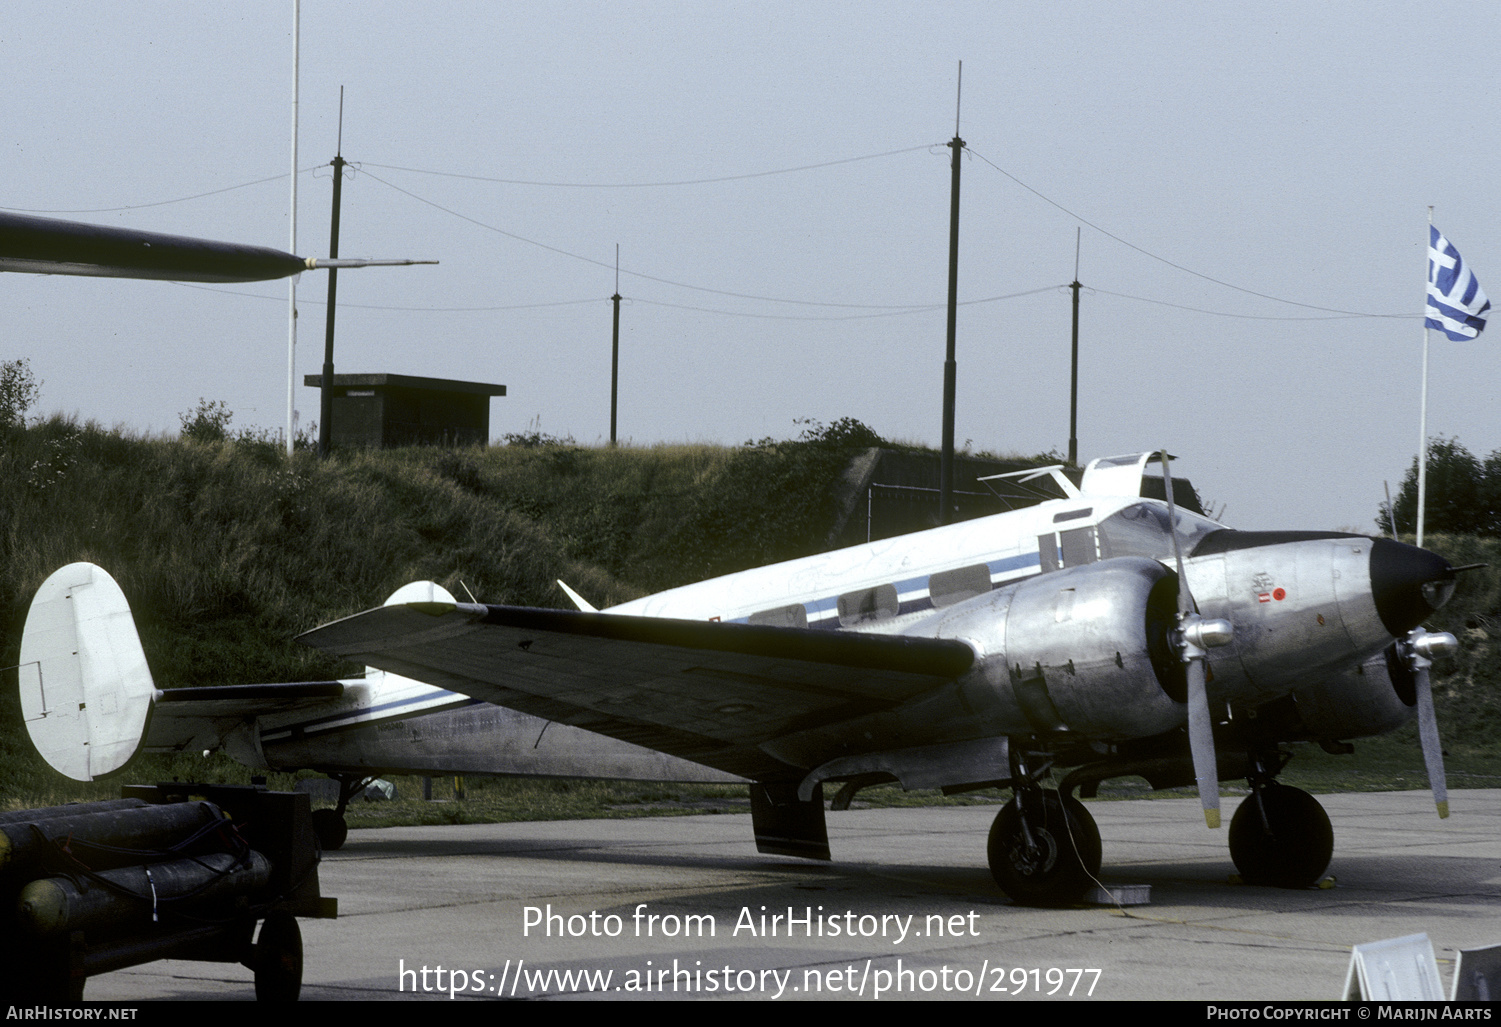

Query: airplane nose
[1369,538,1456,636]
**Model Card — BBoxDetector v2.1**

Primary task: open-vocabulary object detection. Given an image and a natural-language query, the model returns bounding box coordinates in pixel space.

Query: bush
[180,398,233,442]
[0,358,41,430]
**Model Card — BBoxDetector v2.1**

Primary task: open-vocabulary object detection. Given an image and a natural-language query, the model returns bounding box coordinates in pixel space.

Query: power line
[1089,287,1414,322]
[0,166,325,214]
[168,281,601,312]
[968,147,1409,319]
[360,145,934,188]
[632,285,1061,321]
[358,168,937,310]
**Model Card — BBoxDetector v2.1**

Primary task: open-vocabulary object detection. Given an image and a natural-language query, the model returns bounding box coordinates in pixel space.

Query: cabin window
[1039,527,1099,571]
[928,564,992,609]
[1059,526,1099,567]
[837,583,899,626]
[749,603,809,629]
[1037,534,1062,574]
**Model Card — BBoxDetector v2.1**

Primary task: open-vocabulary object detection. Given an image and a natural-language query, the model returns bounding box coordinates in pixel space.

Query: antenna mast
[939,61,965,526]
[1069,228,1081,466]
[610,244,621,446]
[317,87,347,459]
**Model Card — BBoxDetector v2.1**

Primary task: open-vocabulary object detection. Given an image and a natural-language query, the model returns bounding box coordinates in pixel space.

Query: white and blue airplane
[20,451,1462,905]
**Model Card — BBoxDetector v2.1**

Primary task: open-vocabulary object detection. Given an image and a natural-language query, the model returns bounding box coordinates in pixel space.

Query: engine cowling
[1285,644,1416,741]
[933,556,1189,739]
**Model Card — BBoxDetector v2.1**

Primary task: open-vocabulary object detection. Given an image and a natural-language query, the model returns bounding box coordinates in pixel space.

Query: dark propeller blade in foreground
[1160,450,1234,828]
[0,212,434,283]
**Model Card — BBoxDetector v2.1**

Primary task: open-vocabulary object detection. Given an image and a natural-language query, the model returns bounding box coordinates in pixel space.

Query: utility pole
[1068,228,1081,467]
[318,88,346,459]
[610,245,621,446]
[940,61,964,526]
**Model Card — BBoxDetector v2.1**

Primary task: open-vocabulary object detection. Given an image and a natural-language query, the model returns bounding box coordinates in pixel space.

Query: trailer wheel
[311,808,348,851]
[253,911,303,1001]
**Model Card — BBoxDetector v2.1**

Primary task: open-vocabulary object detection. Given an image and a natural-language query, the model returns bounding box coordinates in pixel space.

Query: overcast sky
[5,2,1500,532]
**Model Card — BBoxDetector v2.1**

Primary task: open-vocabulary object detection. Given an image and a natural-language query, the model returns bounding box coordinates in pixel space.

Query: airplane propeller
[1397,627,1459,818]
[1159,451,1234,828]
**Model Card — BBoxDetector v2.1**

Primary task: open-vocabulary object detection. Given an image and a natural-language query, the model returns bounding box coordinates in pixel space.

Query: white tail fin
[368,580,459,678]
[19,563,157,782]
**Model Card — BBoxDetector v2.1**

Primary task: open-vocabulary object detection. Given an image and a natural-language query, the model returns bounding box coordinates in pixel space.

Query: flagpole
[286,0,300,457]
[1417,206,1433,548]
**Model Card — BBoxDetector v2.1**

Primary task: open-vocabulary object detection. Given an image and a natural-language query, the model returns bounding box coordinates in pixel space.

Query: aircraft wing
[297,603,976,780]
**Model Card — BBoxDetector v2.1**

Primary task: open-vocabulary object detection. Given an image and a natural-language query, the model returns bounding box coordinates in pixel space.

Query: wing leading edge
[297,603,976,780]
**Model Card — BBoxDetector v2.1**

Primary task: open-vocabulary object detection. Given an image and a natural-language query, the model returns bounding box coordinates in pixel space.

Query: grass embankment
[0,416,898,810]
[1,418,1498,822]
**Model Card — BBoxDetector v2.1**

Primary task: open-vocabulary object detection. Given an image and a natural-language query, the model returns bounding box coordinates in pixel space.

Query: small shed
[302,372,506,448]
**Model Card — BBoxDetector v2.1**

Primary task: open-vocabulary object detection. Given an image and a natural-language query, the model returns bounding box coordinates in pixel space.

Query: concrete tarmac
[82,789,1501,1001]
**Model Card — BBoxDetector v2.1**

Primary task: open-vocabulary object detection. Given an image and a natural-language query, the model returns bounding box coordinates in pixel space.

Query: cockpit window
[1098,502,1223,562]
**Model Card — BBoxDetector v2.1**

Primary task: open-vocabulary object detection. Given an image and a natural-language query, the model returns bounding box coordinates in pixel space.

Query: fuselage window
[748,603,809,629]
[837,583,899,626]
[928,563,992,609]
[1059,526,1099,567]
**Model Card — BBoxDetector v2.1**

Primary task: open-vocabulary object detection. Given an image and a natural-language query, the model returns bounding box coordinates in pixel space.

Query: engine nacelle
[1286,645,1416,741]
[933,557,1187,740]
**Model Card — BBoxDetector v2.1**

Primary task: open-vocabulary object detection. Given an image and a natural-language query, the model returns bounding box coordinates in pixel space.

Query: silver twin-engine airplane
[20,451,1462,905]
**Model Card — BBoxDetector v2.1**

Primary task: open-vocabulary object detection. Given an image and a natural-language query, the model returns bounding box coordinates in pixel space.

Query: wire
[359,168,945,310]
[171,279,1059,322]
[1090,287,1416,322]
[968,147,1410,319]
[0,166,325,215]
[632,285,1061,321]
[167,281,602,312]
[360,145,935,188]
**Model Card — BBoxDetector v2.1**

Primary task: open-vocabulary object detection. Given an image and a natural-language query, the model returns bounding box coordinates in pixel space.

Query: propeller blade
[1159,450,1193,615]
[1402,628,1457,819]
[1159,449,1229,827]
[1185,657,1221,828]
[1414,663,1448,819]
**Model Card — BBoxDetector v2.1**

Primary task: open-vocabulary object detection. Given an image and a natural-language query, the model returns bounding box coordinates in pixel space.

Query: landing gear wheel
[1228,784,1333,888]
[987,792,1101,906]
[311,808,348,851]
[253,911,304,1001]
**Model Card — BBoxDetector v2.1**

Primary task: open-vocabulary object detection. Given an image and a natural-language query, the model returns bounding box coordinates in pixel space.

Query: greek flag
[1427,225,1490,341]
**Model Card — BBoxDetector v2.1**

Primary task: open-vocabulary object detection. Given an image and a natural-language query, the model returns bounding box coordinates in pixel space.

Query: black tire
[311,808,348,852]
[1228,784,1333,889]
[254,911,303,1001]
[987,792,1101,906]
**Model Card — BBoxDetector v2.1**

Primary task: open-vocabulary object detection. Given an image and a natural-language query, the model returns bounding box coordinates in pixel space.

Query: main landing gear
[987,748,1102,906]
[986,745,1334,903]
[310,773,374,851]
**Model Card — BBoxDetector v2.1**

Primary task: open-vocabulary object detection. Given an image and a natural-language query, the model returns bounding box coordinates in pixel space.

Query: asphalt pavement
[81,789,1501,1001]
